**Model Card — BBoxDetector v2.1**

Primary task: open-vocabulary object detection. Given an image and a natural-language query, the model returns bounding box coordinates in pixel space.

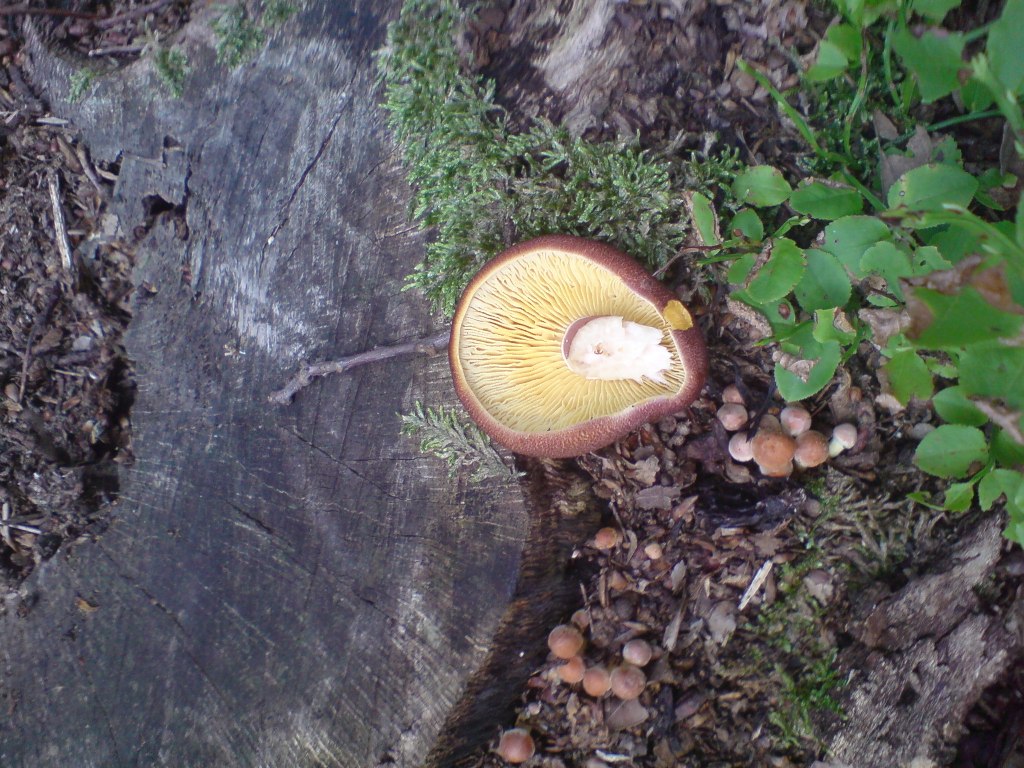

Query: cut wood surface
[1,5,595,767]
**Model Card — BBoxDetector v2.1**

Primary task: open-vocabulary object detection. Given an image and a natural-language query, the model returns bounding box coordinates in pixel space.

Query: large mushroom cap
[449,235,707,458]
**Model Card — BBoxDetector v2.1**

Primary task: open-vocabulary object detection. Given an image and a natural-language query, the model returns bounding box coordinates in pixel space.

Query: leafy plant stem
[737,60,884,211]
[843,48,871,158]
[882,21,904,120]
[917,109,1004,135]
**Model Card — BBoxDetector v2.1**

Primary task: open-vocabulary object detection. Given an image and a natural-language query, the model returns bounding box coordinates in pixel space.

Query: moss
[154,47,190,98]
[378,0,689,316]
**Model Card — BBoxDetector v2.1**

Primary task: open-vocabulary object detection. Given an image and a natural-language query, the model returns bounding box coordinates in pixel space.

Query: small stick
[88,43,146,57]
[269,330,450,405]
[47,169,75,280]
[0,4,98,19]
[94,0,176,30]
[75,143,107,197]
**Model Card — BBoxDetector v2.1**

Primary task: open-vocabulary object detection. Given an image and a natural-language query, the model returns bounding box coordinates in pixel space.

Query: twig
[653,243,725,279]
[0,4,97,19]
[94,0,176,30]
[269,330,451,405]
[47,169,75,281]
[75,143,107,198]
[1,502,12,549]
[88,43,146,57]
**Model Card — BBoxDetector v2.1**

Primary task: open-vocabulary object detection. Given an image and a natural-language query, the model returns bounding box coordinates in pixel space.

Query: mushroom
[449,235,707,458]
[555,655,586,684]
[750,416,796,477]
[582,665,612,697]
[496,728,535,764]
[829,423,858,457]
[548,624,585,659]
[609,664,647,700]
[728,431,754,463]
[779,405,812,436]
[716,402,748,431]
[621,638,653,667]
[793,430,829,469]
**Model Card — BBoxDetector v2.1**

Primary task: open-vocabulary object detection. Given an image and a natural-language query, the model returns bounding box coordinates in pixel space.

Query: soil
[1,1,1021,767]
[0,0,192,592]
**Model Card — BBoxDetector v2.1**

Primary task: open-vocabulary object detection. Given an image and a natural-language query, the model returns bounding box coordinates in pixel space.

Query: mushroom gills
[563,316,671,383]
[455,248,687,434]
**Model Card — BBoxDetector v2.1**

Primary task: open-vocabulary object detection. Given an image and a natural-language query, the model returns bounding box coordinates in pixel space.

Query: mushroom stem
[269,329,450,405]
[563,316,671,383]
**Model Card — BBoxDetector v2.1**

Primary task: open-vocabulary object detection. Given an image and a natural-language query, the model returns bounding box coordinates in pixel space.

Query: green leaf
[925,358,959,379]
[813,308,857,345]
[794,249,853,311]
[688,191,720,246]
[774,341,842,401]
[912,0,962,21]
[760,299,800,336]
[992,429,1024,467]
[914,424,989,478]
[884,349,934,404]
[822,216,892,275]
[867,293,900,307]
[727,253,757,285]
[778,322,825,357]
[960,77,995,112]
[732,166,793,207]
[887,164,978,211]
[911,245,953,275]
[943,482,975,512]
[960,344,1024,409]
[911,287,1024,349]
[1005,510,1024,546]
[891,26,966,103]
[746,238,806,304]
[979,468,1023,510]
[827,23,863,61]
[729,209,765,240]
[932,385,987,426]
[861,241,914,300]
[806,40,850,82]
[789,181,864,219]
[986,0,1024,93]
[923,223,981,263]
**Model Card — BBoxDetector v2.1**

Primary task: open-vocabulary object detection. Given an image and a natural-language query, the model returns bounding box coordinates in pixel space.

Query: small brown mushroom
[582,665,612,697]
[728,431,754,463]
[593,526,622,550]
[556,655,586,684]
[609,664,647,700]
[750,417,796,477]
[548,624,585,660]
[779,405,812,436]
[496,728,535,764]
[449,235,707,458]
[794,430,829,468]
[830,423,858,456]
[722,383,745,404]
[716,402,748,431]
[621,638,653,667]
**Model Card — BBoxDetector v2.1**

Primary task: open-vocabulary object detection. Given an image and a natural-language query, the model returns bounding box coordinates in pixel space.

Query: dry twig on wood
[47,169,75,281]
[269,330,451,405]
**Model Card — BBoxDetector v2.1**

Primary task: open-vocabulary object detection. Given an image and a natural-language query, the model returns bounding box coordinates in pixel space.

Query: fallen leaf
[635,485,679,511]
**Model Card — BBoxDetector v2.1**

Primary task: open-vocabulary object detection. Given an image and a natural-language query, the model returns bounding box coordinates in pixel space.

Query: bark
[826,514,1024,767]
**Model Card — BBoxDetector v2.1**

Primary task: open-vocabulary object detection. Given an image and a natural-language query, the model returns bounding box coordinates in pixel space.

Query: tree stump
[0,5,597,766]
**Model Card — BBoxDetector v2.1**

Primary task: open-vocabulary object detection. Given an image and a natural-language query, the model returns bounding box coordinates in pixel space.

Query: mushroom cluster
[450,235,707,458]
[717,388,858,477]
